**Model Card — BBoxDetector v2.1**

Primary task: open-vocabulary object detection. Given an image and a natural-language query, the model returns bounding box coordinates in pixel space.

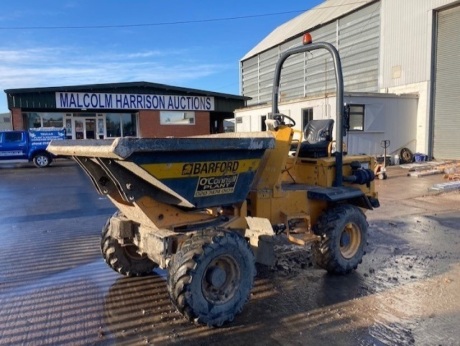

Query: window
[349,105,365,131]
[23,112,64,129]
[223,120,235,132]
[121,114,137,137]
[302,108,313,130]
[106,114,121,137]
[160,111,195,125]
[25,113,42,128]
[261,116,267,131]
[4,132,23,142]
[42,114,63,127]
[106,113,137,138]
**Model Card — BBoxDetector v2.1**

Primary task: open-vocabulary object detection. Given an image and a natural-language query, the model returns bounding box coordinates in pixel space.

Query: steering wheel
[281,115,296,127]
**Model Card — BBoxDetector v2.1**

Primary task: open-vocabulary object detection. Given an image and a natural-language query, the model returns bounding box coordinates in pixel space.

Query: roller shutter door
[433,6,460,159]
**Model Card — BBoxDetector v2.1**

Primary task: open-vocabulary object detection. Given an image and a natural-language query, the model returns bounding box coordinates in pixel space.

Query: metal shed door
[433,6,460,159]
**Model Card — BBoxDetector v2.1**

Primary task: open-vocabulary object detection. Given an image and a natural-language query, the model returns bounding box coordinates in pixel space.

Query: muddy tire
[167,229,255,327]
[312,204,368,274]
[33,152,52,168]
[101,213,157,277]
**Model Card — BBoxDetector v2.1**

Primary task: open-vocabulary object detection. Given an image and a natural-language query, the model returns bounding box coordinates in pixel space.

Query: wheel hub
[202,255,239,304]
[206,267,227,288]
[37,156,48,166]
[340,232,351,247]
[339,223,361,259]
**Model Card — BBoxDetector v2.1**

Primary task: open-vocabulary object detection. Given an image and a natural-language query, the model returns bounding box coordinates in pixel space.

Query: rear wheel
[33,153,52,168]
[167,229,255,327]
[312,204,368,274]
[101,213,157,277]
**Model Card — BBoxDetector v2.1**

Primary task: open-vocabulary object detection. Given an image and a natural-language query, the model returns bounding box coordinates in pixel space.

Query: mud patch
[273,243,313,276]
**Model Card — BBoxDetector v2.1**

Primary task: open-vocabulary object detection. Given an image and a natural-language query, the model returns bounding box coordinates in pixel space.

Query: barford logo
[182,161,239,176]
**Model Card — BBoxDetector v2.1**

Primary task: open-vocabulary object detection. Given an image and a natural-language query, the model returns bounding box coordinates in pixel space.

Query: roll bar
[270,42,344,187]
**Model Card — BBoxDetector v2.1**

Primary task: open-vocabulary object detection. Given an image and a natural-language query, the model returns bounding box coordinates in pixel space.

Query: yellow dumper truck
[48,36,379,327]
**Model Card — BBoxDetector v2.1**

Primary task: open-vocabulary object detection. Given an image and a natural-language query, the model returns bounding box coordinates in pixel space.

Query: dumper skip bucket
[48,132,275,209]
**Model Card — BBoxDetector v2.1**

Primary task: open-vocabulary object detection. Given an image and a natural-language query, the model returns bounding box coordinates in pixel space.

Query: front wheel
[167,229,255,327]
[33,153,52,168]
[312,204,368,274]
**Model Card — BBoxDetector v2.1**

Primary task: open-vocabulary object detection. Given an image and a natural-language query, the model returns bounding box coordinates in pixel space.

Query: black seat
[298,119,334,158]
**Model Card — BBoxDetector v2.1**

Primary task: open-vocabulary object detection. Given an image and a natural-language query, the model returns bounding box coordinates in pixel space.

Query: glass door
[74,119,84,139]
[73,118,96,139]
[85,119,96,139]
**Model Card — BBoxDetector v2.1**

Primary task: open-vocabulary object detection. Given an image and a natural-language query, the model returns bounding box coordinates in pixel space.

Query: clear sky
[0,0,323,113]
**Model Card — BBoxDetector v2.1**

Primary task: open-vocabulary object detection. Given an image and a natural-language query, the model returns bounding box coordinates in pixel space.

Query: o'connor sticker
[195,175,239,197]
[182,160,241,197]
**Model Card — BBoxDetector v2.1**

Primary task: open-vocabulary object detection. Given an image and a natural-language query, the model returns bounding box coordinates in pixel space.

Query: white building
[236,0,460,160]
[0,113,12,131]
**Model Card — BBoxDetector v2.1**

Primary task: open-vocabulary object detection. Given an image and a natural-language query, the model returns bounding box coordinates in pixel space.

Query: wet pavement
[0,161,459,345]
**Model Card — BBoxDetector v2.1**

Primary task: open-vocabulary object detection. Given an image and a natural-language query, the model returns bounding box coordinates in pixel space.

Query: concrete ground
[0,160,459,345]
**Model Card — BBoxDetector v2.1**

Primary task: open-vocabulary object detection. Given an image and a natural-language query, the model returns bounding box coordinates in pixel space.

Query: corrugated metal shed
[242,0,376,61]
[433,4,460,159]
[241,1,380,106]
[380,0,456,88]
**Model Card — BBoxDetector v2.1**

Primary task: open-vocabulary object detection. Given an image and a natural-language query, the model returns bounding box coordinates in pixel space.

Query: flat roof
[5,81,250,112]
[5,81,248,101]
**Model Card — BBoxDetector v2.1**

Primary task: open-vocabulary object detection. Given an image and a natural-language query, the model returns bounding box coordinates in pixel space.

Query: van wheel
[312,204,368,274]
[33,153,52,168]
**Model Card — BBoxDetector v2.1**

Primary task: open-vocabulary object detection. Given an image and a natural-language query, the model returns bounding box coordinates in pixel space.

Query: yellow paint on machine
[141,159,262,179]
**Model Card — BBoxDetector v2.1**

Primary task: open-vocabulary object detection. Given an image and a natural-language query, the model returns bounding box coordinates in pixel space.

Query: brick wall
[11,108,23,130]
[138,111,210,137]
